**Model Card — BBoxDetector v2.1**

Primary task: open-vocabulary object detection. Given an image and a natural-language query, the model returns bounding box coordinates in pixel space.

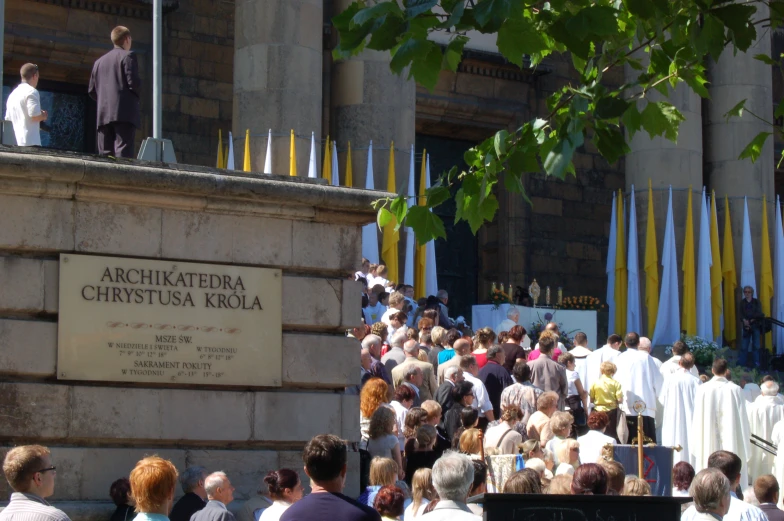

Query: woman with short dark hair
[673,461,696,497]
[577,411,616,464]
[442,381,475,442]
[570,463,609,495]
[259,470,303,521]
[109,478,135,521]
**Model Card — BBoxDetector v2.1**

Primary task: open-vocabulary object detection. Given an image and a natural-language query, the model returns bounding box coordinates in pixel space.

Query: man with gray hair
[689,468,731,521]
[170,466,208,521]
[479,345,513,418]
[402,365,424,406]
[638,337,662,370]
[190,472,235,521]
[425,452,481,520]
[495,305,520,336]
[436,289,454,327]
[391,339,437,401]
[381,329,408,375]
[435,366,464,416]
[362,334,392,387]
[748,380,784,481]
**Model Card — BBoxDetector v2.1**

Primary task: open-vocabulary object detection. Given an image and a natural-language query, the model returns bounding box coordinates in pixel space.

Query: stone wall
[0,147,375,518]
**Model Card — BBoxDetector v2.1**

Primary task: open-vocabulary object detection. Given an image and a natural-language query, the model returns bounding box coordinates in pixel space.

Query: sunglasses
[37,466,56,473]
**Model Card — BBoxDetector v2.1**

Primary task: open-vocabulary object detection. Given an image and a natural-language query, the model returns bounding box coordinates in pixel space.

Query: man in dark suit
[88,26,141,158]
[170,466,208,521]
[755,475,784,521]
[190,472,236,521]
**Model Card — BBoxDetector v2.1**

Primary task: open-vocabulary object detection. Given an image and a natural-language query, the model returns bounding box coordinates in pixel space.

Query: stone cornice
[26,0,179,19]
[0,148,381,225]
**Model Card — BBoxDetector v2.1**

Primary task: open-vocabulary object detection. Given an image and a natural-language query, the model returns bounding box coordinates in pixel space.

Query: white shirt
[682,493,767,521]
[421,499,481,521]
[258,500,291,521]
[566,368,580,397]
[404,500,429,520]
[5,83,42,146]
[390,400,409,447]
[464,372,493,415]
[363,302,387,325]
[659,355,700,378]
[577,429,616,465]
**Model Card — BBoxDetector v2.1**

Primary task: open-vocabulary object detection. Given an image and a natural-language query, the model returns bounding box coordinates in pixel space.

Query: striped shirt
[0,493,71,521]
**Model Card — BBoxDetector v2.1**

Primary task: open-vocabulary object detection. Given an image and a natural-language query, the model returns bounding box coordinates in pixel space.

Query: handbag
[616,409,629,444]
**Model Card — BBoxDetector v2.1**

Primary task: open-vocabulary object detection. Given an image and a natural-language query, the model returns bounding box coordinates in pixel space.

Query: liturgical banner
[612,445,674,496]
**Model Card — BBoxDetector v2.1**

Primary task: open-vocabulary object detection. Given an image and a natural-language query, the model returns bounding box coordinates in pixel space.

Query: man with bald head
[382,329,408,375]
[391,339,437,401]
[190,472,235,521]
[437,338,472,385]
[528,322,564,361]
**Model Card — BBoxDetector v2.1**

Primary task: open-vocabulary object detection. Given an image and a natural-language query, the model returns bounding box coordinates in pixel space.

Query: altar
[472,304,599,348]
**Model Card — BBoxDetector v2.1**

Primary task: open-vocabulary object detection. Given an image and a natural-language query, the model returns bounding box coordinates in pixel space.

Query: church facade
[4,0,783,326]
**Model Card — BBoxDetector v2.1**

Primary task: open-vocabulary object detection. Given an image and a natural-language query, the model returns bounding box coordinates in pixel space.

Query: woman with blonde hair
[622,477,651,496]
[366,406,404,480]
[472,327,496,368]
[360,377,390,441]
[555,439,580,475]
[459,428,483,459]
[503,469,542,494]
[404,468,436,519]
[545,474,573,494]
[546,411,575,463]
[359,457,399,507]
[519,439,544,462]
[484,404,524,455]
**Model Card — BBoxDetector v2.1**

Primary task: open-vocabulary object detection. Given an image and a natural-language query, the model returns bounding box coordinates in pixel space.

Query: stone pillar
[233,0,322,174]
[624,60,703,336]
[706,4,773,281]
[330,0,416,191]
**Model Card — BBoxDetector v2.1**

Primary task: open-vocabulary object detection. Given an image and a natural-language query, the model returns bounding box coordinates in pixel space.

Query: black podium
[474,493,688,520]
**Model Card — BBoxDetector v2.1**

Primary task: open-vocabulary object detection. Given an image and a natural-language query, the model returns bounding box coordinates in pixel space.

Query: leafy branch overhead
[333,0,781,245]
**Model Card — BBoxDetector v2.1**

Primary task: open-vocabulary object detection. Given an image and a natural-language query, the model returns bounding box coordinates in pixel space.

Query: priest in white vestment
[614,333,663,443]
[570,332,592,389]
[495,306,520,335]
[659,339,700,378]
[747,381,784,483]
[584,334,623,392]
[743,381,763,404]
[659,352,701,466]
[772,419,784,508]
[681,450,768,521]
[690,358,753,488]
[639,337,662,369]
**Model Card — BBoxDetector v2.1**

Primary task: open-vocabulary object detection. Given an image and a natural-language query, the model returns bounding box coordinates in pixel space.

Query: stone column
[706,4,773,281]
[330,0,416,191]
[624,61,703,336]
[233,0,322,174]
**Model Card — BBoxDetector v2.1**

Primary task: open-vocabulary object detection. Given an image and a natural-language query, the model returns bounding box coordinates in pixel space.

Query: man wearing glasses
[0,445,70,521]
[739,285,764,368]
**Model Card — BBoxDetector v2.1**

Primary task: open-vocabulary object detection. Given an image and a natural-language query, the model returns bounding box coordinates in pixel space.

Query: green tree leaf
[622,0,655,19]
[390,195,408,231]
[494,129,509,157]
[406,205,447,244]
[595,97,630,119]
[543,131,583,179]
[594,126,631,164]
[497,16,549,67]
[723,99,747,122]
[473,0,512,28]
[503,171,532,203]
[352,2,402,28]
[367,15,407,50]
[444,36,469,71]
[426,185,451,208]
[622,104,643,138]
[404,0,438,19]
[738,132,772,163]
[640,101,684,140]
[377,207,394,230]
[565,6,619,40]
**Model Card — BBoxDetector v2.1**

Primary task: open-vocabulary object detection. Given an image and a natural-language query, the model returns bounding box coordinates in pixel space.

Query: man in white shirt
[682,450,767,521]
[459,355,494,422]
[584,334,623,392]
[614,332,663,443]
[380,291,406,326]
[569,332,592,387]
[5,64,48,146]
[659,339,700,378]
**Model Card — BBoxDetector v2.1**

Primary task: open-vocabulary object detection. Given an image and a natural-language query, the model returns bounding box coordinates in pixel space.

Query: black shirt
[169,493,206,521]
[280,492,380,521]
[479,360,514,418]
[428,345,444,373]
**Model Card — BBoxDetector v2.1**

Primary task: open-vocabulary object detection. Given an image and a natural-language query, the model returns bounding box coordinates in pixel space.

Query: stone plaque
[57,254,282,386]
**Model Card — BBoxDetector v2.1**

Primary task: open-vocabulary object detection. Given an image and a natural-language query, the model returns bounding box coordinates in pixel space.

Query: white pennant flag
[606,192,617,335]
[361,141,379,264]
[741,197,757,293]
[226,131,235,170]
[696,188,713,340]
[424,154,438,299]
[404,144,416,286]
[775,196,784,354]
[652,186,680,346]
[626,186,641,335]
[332,141,339,186]
[307,132,317,178]
[263,129,273,175]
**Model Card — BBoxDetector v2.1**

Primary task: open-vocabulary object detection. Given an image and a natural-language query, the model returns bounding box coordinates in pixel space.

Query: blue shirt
[438,348,455,365]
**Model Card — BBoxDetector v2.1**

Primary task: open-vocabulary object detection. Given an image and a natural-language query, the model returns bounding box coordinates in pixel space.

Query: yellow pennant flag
[243,129,251,172]
[644,180,659,337]
[614,190,627,336]
[722,196,738,347]
[761,195,774,350]
[709,192,723,341]
[217,129,225,168]
[682,187,696,336]
[414,149,427,299]
[322,135,331,182]
[381,142,400,284]
[289,130,297,177]
[345,141,354,188]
